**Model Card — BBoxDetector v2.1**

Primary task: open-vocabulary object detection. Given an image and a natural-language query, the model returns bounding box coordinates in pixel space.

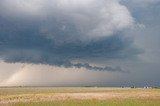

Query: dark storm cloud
[1,0,160,87]
[0,18,140,72]
[0,0,141,72]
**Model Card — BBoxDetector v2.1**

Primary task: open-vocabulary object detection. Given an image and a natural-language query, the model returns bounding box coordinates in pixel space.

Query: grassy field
[0,87,160,106]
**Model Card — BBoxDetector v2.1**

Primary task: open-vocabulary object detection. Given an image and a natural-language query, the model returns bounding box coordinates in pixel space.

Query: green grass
[0,87,160,96]
[13,99,160,106]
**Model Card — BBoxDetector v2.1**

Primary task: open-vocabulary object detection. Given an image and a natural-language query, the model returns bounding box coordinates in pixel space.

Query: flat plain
[0,87,160,106]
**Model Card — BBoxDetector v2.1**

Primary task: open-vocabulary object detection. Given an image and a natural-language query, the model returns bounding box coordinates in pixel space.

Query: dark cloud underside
[0,0,141,72]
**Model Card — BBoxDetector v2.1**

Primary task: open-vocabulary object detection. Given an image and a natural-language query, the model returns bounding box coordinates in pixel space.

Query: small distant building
[131,86,136,88]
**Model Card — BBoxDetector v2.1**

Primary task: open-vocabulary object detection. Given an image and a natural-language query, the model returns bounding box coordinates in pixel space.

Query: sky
[0,0,160,87]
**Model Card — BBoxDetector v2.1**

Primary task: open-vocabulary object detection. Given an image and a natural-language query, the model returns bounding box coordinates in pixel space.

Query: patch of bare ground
[0,92,160,105]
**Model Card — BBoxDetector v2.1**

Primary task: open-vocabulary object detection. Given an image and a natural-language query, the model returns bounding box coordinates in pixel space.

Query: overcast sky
[0,0,160,87]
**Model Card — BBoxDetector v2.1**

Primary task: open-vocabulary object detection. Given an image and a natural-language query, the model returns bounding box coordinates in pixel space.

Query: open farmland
[0,87,160,106]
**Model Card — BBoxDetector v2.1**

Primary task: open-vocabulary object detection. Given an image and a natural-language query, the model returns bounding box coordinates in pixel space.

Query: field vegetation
[0,87,160,106]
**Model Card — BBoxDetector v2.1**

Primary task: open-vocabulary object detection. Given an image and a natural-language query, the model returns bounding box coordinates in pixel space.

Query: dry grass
[0,87,160,105]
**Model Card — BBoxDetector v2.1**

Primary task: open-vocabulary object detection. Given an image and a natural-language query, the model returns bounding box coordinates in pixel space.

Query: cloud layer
[0,0,160,87]
[0,0,133,39]
[0,0,140,71]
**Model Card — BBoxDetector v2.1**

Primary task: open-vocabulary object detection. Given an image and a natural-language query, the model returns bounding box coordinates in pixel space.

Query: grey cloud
[0,26,140,72]
[69,63,126,72]
[0,0,141,72]
[1,0,160,87]
[0,0,134,39]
